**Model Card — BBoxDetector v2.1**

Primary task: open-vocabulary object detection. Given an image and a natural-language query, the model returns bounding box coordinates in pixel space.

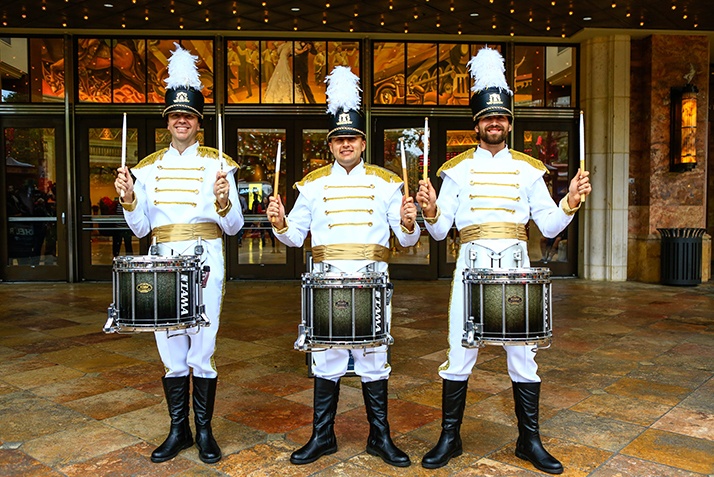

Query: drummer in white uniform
[416,47,591,474]
[266,66,418,468]
[114,44,243,465]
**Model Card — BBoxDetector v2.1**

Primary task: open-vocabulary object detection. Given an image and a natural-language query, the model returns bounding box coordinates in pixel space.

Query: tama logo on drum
[136,283,153,293]
[180,273,190,316]
[507,295,523,305]
[374,292,382,332]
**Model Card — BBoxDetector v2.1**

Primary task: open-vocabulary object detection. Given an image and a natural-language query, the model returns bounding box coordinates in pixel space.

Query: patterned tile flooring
[0,279,712,476]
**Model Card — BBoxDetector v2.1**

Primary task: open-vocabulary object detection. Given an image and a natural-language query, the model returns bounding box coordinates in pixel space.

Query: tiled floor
[0,278,712,476]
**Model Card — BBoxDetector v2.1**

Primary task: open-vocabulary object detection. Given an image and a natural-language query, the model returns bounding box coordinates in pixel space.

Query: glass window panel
[382,127,429,265]
[545,46,574,108]
[437,43,470,106]
[88,127,140,264]
[262,41,296,103]
[328,41,359,76]
[514,45,545,107]
[373,42,405,105]
[5,127,59,266]
[302,129,329,177]
[521,129,570,262]
[294,40,324,104]
[226,40,259,104]
[77,38,112,103]
[235,128,286,263]
[112,39,146,103]
[444,129,479,263]
[147,39,178,103]
[312,41,328,102]
[31,38,65,103]
[406,43,437,105]
[180,39,213,104]
[1,38,30,102]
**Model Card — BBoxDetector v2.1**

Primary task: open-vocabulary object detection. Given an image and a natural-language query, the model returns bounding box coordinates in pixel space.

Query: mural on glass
[227,40,259,103]
[32,38,66,102]
[147,39,179,103]
[373,42,405,105]
[406,42,437,105]
[77,38,112,102]
[112,39,146,103]
[437,43,472,106]
[5,127,58,266]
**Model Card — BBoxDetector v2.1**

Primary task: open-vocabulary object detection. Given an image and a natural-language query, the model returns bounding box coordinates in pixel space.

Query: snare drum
[104,255,209,333]
[462,268,552,348]
[295,272,393,351]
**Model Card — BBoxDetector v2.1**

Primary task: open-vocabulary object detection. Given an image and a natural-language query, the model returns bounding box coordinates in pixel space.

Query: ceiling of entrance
[2,0,712,37]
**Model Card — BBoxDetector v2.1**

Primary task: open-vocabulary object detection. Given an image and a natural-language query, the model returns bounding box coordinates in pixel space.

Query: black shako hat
[162,43,205,119]
[325,66,365,139]
[467,47,513,123]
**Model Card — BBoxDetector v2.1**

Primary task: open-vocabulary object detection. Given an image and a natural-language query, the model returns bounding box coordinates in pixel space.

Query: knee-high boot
[192,376,222,464]
[151,376,193,463]
[512,381,563,475]
[421,378,468,469]
[290,377,340,465]
[362,379,411,467]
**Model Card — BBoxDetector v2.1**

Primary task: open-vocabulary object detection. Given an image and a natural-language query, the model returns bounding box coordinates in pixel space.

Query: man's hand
[214,171,229,209]
[568,168,591,208]
[416,178,437,218]
[115,167,135,203]
[400,196,417,232]
[267,195,286,230]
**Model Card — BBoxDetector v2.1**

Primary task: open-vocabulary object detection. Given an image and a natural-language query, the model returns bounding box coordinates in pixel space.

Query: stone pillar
[579,36,631,281]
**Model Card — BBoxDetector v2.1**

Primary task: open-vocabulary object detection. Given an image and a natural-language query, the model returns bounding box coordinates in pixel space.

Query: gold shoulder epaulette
[294,164,332,189]
[510,150,547,172]
[134,148,168,169]
[437,147,475,176]
[197,146,239,168]
[365,164,402,184]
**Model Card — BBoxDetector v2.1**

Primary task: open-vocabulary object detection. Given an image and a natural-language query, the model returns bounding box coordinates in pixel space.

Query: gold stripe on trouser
[459,222,527,243]
[311,243,391,263]
[152,222,223,244]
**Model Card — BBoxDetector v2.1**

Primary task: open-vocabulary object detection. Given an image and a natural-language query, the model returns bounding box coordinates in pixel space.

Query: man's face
[475,114,512,146]
[329,136,366,170]
[167,112,200,144]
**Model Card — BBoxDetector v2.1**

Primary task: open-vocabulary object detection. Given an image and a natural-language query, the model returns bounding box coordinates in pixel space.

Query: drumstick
[120,113,127,198]
[271,139,282,223]
[400,137,409,198]
[579,110,585,204]
[422,117,429,208]
[218,112,224,200]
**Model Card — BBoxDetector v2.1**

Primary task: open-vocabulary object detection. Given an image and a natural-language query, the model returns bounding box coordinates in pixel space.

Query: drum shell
[301,272,389,348]
[111,255,203,332]
[464,268,552,345]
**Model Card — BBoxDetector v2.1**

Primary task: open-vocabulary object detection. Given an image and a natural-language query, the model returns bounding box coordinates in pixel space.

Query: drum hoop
[113,255,201,271]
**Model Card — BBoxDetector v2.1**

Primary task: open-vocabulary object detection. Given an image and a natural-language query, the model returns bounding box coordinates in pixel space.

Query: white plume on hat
[467,46,512,95]
[325,66,361,115]
[164,43,203,91]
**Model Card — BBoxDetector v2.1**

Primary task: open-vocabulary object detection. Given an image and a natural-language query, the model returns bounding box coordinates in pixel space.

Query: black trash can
[658,228,706,286]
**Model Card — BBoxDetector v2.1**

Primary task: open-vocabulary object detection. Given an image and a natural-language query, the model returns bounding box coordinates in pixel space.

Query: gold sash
[151,223,223,243]
[459,222,528,243]
[311,243,391,263]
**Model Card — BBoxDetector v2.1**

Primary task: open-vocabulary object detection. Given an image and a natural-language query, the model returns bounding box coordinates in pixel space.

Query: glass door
[373,117,437,280]
[513,118,578,276]
[1,117,68,281]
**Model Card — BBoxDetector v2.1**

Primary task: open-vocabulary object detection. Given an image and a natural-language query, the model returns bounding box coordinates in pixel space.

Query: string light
[457,22,462,34]
[205,10,209,22]
[170,1,175,14]
[237,17,241,29]
[322,11,327,24]
[293,17,298,30]
[380,14,384,26]
[404,22,408,33]
[436,14,441,28]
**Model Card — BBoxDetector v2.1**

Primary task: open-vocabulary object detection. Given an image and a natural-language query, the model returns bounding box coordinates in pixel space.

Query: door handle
[61,212,66,225]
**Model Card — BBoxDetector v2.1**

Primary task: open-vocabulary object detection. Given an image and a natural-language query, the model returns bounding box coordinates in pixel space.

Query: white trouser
[438,241,540,384]
[153,240,224,379]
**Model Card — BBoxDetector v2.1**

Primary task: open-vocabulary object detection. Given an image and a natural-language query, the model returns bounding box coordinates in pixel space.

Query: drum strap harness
[152,223,223,243]
[460,222,528,243]
[311,243,390,263]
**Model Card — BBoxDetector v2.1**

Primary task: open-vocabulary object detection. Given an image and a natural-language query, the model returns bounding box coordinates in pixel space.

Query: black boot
[362,379,411,467]
[421,379,468,469]
[193,376,222,464]
[512,381,563,475]
[290,378,340,464]
[151,376,193,463]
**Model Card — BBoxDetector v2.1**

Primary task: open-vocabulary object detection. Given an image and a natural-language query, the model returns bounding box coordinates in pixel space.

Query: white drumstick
[120,113,127,198]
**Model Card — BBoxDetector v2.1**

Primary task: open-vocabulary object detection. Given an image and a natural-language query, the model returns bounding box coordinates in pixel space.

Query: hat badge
[486,93,503,105]
[336,112,351,125]
[175,91,189,103]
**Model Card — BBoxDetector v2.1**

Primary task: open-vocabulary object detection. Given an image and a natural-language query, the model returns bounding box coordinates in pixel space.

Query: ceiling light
[583,16,592,21]
[104,3,114,7]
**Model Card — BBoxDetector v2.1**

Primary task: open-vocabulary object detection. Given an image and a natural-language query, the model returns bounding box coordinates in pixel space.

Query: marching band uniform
[418,47,587,475]
[117,44,243,465]
[271,66,418,468]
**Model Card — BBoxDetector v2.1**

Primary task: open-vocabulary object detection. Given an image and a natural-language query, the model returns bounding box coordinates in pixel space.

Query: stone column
[579,35,631,281]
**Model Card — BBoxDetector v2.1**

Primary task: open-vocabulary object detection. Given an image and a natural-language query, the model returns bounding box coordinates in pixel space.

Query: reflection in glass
[5,127,59,266]
[522,130,570,263]
[445,129,479,263]
[180,39,214,104]
[382,128,428,265]
[77,38,112,103]
[437,44,471,106]
[88,127,140,265]
[327,41,360,76]
[406,43,437,105]
[514,45,573,108]
[263,41,298,103]
[32,38,65,102]
[147,39,179,103]
[234,128,286,264]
